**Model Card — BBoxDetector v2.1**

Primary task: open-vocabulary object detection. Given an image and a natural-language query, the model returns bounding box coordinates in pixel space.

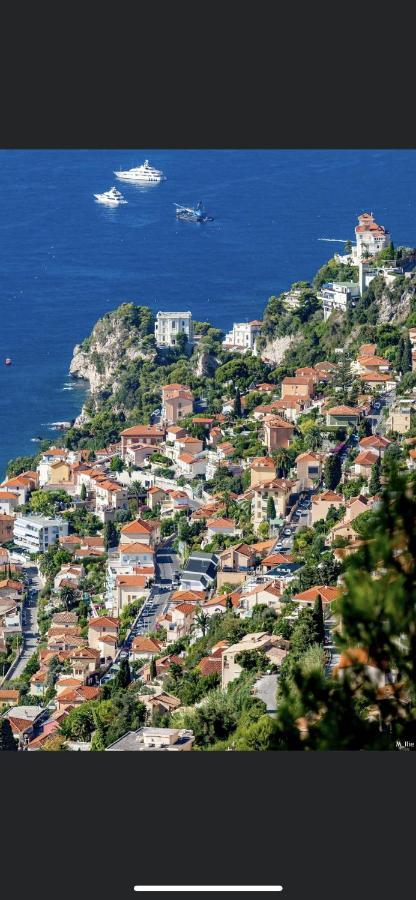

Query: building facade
[155,311,193,347]
[14,515,69,553]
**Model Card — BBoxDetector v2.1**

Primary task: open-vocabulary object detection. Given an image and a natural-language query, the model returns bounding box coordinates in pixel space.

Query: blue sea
[1,149,416,478]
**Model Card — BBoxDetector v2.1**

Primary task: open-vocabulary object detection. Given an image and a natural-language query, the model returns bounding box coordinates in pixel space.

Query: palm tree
[273,448,292,478]
[129,480,143,506]
[192,608,210,638]
[60,585,76,610]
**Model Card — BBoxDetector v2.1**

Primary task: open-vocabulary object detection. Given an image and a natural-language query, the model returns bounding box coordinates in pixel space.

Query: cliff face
[377,281,413,324]
[260,333,296,365]
[69,303,156,422]
[195,349,219,378]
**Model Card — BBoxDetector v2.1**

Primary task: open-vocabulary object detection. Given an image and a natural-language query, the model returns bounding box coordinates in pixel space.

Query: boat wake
[318,238,348,243]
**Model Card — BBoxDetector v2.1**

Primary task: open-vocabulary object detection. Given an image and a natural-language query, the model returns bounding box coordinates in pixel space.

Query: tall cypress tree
[150,656,157,680]
[324,454,342,490]
[266,496,276,520]
[0,719,17,752]
[401,335,412,374]
[234,387,242,418]
[369,460,381,496]
[312,595,325,646]
[116,657,131,690]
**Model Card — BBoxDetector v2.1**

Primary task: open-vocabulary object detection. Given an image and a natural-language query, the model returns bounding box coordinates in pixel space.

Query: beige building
[353,450,379,479]
[120,425,165,458]
[310,490,344,524]
[70,647,101,679]
[251,478,297,527]
[164,602,196,644]
[296,452,322,491]
[147,486,167,510]
[281,376,314,400]
[222,631,279,688]
[250,456,276,488]
[48,460,72,484]
[115,575,148,613]
[386,407,411,434]
[88,616,119,652]
[263,415,295,451]
[120,518,160,547]
[161,384,194,425]
[219,543,257,572]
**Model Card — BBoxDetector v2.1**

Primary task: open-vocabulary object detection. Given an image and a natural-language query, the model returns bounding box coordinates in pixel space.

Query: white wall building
[154,311,193,347]
[318,282,361,320]
[14,514,69,554]
[222,320,262,354]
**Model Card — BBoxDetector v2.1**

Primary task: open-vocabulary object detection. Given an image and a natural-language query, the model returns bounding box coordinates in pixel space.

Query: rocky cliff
[69,303,156,423]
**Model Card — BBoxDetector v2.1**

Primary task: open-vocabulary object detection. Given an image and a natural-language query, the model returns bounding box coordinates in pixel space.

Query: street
[101,543,180,682]
[6,564,41,681]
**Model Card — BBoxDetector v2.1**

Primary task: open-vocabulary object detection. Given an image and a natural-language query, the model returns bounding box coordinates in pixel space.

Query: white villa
[154,311,193,347]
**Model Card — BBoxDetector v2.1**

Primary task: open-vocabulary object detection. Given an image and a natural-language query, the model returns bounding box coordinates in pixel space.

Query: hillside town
[1,211,416,751]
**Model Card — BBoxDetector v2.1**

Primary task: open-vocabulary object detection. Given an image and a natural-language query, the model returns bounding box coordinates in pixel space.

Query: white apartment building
[222,320,262,354]
[14,514,69,554]
[318,281,361,320]
[154,311,193,347]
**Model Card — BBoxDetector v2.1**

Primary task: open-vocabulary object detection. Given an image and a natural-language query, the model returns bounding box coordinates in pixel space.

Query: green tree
[235,649,269,674]
[234,387,242,419]
[60,585,76,610]
[0,718,17,751]
[304,427,322,452]
[193,609,210,638]
[103,521,118,551]
[368,460,381,496]
[324,454,342,490]
[401,335,412,374]
[130,481,144,506]
[80,483,87,501]
[266,496,276,521]
[110,455,124,473]
[116,657,131,690]
[274,468,416,749]
[312,595,325,646]
[149,656,157,680]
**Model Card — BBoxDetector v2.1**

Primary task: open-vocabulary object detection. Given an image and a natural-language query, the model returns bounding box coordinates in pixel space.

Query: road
[6,564,41,681]
[253,674,278,715]
[101,543,180,683]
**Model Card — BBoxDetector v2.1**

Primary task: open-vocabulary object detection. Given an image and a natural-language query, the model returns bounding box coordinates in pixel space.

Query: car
[283,528,292,537]
[119,651,129,659]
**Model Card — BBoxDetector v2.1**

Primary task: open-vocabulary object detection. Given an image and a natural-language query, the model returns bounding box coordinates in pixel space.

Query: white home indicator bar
[134,888,283,893]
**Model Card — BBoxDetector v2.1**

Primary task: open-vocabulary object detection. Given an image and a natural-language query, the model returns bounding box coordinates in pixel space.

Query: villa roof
[294,585,340,604]
[354,450,379,466]
[327,405,359,415]
[121,518,155,535]
[88,616,119,629]
[119,542,155,554]
[251,456,275,469]
[121,425,165,437]
[312,491,343,503]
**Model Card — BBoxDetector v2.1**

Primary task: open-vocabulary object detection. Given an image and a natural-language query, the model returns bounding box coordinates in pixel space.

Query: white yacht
[94,186,128,206]
[114,160,166,183]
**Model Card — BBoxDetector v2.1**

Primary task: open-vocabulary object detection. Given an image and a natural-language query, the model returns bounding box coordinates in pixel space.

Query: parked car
[283,528,292,537]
